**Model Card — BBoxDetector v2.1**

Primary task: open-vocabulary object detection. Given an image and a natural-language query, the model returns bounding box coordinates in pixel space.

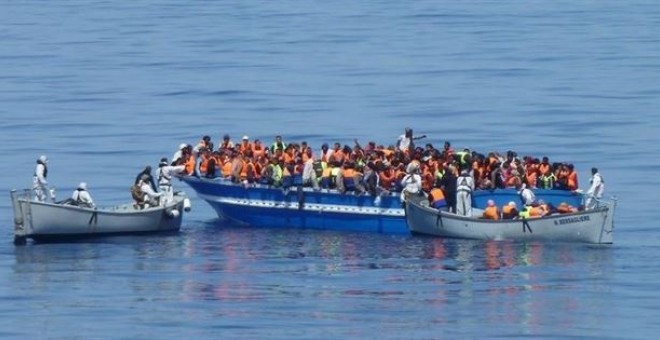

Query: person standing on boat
[396,127,426,155]
[302,148,320,191]
[518,182,536,206]
[440,164,458,213]
[71,182,95,208]
[158,157,186,204]
[456,168,474,216]
[33,155,55,202]
[585,167,605,210]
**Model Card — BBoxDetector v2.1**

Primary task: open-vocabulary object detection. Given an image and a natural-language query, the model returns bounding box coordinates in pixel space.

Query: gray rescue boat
[10,189,191,244]
[404,196,616,244]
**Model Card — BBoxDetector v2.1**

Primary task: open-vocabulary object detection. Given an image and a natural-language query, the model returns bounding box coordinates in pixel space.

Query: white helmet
[38,155,48,163]
[78,182,88,190]
[178,143,187,150]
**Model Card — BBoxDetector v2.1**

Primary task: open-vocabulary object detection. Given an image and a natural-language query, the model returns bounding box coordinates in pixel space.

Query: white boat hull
[10,189,189,242]
[405,198,615,244]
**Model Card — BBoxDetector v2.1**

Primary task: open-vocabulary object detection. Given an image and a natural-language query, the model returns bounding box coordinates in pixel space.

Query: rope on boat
[88,211,98,226]
[522,219,533,234]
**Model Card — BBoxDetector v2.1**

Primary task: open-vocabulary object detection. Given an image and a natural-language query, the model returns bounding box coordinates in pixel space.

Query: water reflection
[6,227,615,336]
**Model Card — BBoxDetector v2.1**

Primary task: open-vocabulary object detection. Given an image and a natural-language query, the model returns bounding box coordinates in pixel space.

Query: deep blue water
[1,0,660,338]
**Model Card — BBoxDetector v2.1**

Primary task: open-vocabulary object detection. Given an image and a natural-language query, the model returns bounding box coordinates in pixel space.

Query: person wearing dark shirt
[440,165,458,213]
[134,166,158,193]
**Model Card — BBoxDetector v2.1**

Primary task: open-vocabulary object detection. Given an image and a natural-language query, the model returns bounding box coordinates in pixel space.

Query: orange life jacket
[483,206,499,220]
[222,160,232,177]
[199,154,210,175]
[429,188,445,203]
[379,170,394,190]
[252,145,266,159]
[184,154,196,175]
[239,159,248,179]
[240,142,253,155]
[502,205,517,219]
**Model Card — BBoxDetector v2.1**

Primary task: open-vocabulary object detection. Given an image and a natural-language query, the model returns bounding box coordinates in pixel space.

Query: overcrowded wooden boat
[10,189,191,244]
[404,196,615,244]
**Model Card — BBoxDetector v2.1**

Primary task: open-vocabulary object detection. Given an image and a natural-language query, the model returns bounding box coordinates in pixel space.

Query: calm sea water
[2,0,660,338]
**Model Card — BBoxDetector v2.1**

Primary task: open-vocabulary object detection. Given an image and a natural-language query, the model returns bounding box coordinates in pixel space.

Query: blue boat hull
[181,176,584,234]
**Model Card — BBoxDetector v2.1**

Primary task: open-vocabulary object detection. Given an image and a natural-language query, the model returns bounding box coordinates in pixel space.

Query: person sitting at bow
[71,182,95,208]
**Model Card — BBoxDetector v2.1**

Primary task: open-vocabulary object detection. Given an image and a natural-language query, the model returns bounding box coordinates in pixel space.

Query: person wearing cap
[239,135,253,155]
[502,201,519,219]
[157,157,186,203]
[482,199,499,220]
[400,161,422,202]
[71,182,95,208]
[33,155,54,202]
[456,168,474,216]
[171,143,188,165]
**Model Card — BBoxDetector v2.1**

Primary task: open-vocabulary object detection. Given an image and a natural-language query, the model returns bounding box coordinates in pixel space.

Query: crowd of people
[29,128,605,217]
[160,128,605,219]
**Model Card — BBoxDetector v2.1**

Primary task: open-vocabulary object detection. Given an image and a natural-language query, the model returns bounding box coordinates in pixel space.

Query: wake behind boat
[405,196,616,244]
[10,189,191,244]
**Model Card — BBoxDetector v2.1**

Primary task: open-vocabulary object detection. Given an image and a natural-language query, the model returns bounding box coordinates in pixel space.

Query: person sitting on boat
[456,168,474,216]
[528,201,547,218]
[158,157,186,204]
[400,162,423,202]
[71,182,95,209]
[362,161,381,197]
[556,202,578,214]
[482,199,499,220]
[171,143,187,165]
[501,201,518,219]
[33,155,55,202]
[270,135,286,154]
[219,134,234,151]
[134,166,158,193]
[136,174,163,208]
[585,167,605,210]
[428,186,447,210]
[194,135,213,153]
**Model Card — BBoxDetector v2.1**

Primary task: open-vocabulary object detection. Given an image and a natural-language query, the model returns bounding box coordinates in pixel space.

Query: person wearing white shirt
[301,150,320,191]
[456,169,475,216]
[586,167,605,210]
[400,163,422,202]
[157,158,185,205]
[519,183,536,206]
[33,155,54,202]
[139,174,163,208]
[71,182,95,208]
